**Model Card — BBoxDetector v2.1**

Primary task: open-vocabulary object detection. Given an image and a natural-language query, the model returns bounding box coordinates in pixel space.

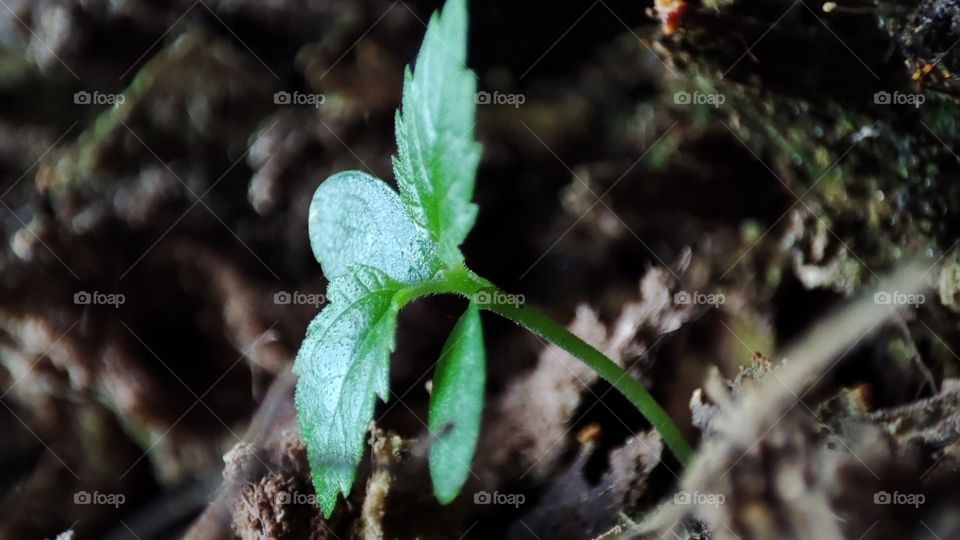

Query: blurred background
[1,0,960,538]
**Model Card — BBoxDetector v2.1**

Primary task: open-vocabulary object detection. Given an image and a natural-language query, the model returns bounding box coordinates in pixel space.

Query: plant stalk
[423,266,695,465]
[481,297,695,465]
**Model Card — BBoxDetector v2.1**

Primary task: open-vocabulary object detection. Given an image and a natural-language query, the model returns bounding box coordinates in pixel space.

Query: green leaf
[428,301,485,503]
[309,170,440,283]
[393,0,481,265]
[293,265,403,517]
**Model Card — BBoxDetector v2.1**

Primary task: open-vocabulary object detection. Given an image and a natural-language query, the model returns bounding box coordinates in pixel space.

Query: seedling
[294,0,694,517]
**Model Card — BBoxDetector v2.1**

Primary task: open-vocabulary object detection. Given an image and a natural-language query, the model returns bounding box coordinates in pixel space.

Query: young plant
[294,0,694,517]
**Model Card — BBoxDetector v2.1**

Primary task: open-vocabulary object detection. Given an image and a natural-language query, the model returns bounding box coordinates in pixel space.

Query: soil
[1,0,959,539]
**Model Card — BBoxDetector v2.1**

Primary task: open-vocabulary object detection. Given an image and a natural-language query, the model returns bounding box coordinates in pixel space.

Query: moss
[656,2,959,292]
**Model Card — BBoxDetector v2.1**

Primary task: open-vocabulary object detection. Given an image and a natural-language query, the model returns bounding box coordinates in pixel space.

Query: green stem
[483,295,694,465]
[418,265,695,465]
